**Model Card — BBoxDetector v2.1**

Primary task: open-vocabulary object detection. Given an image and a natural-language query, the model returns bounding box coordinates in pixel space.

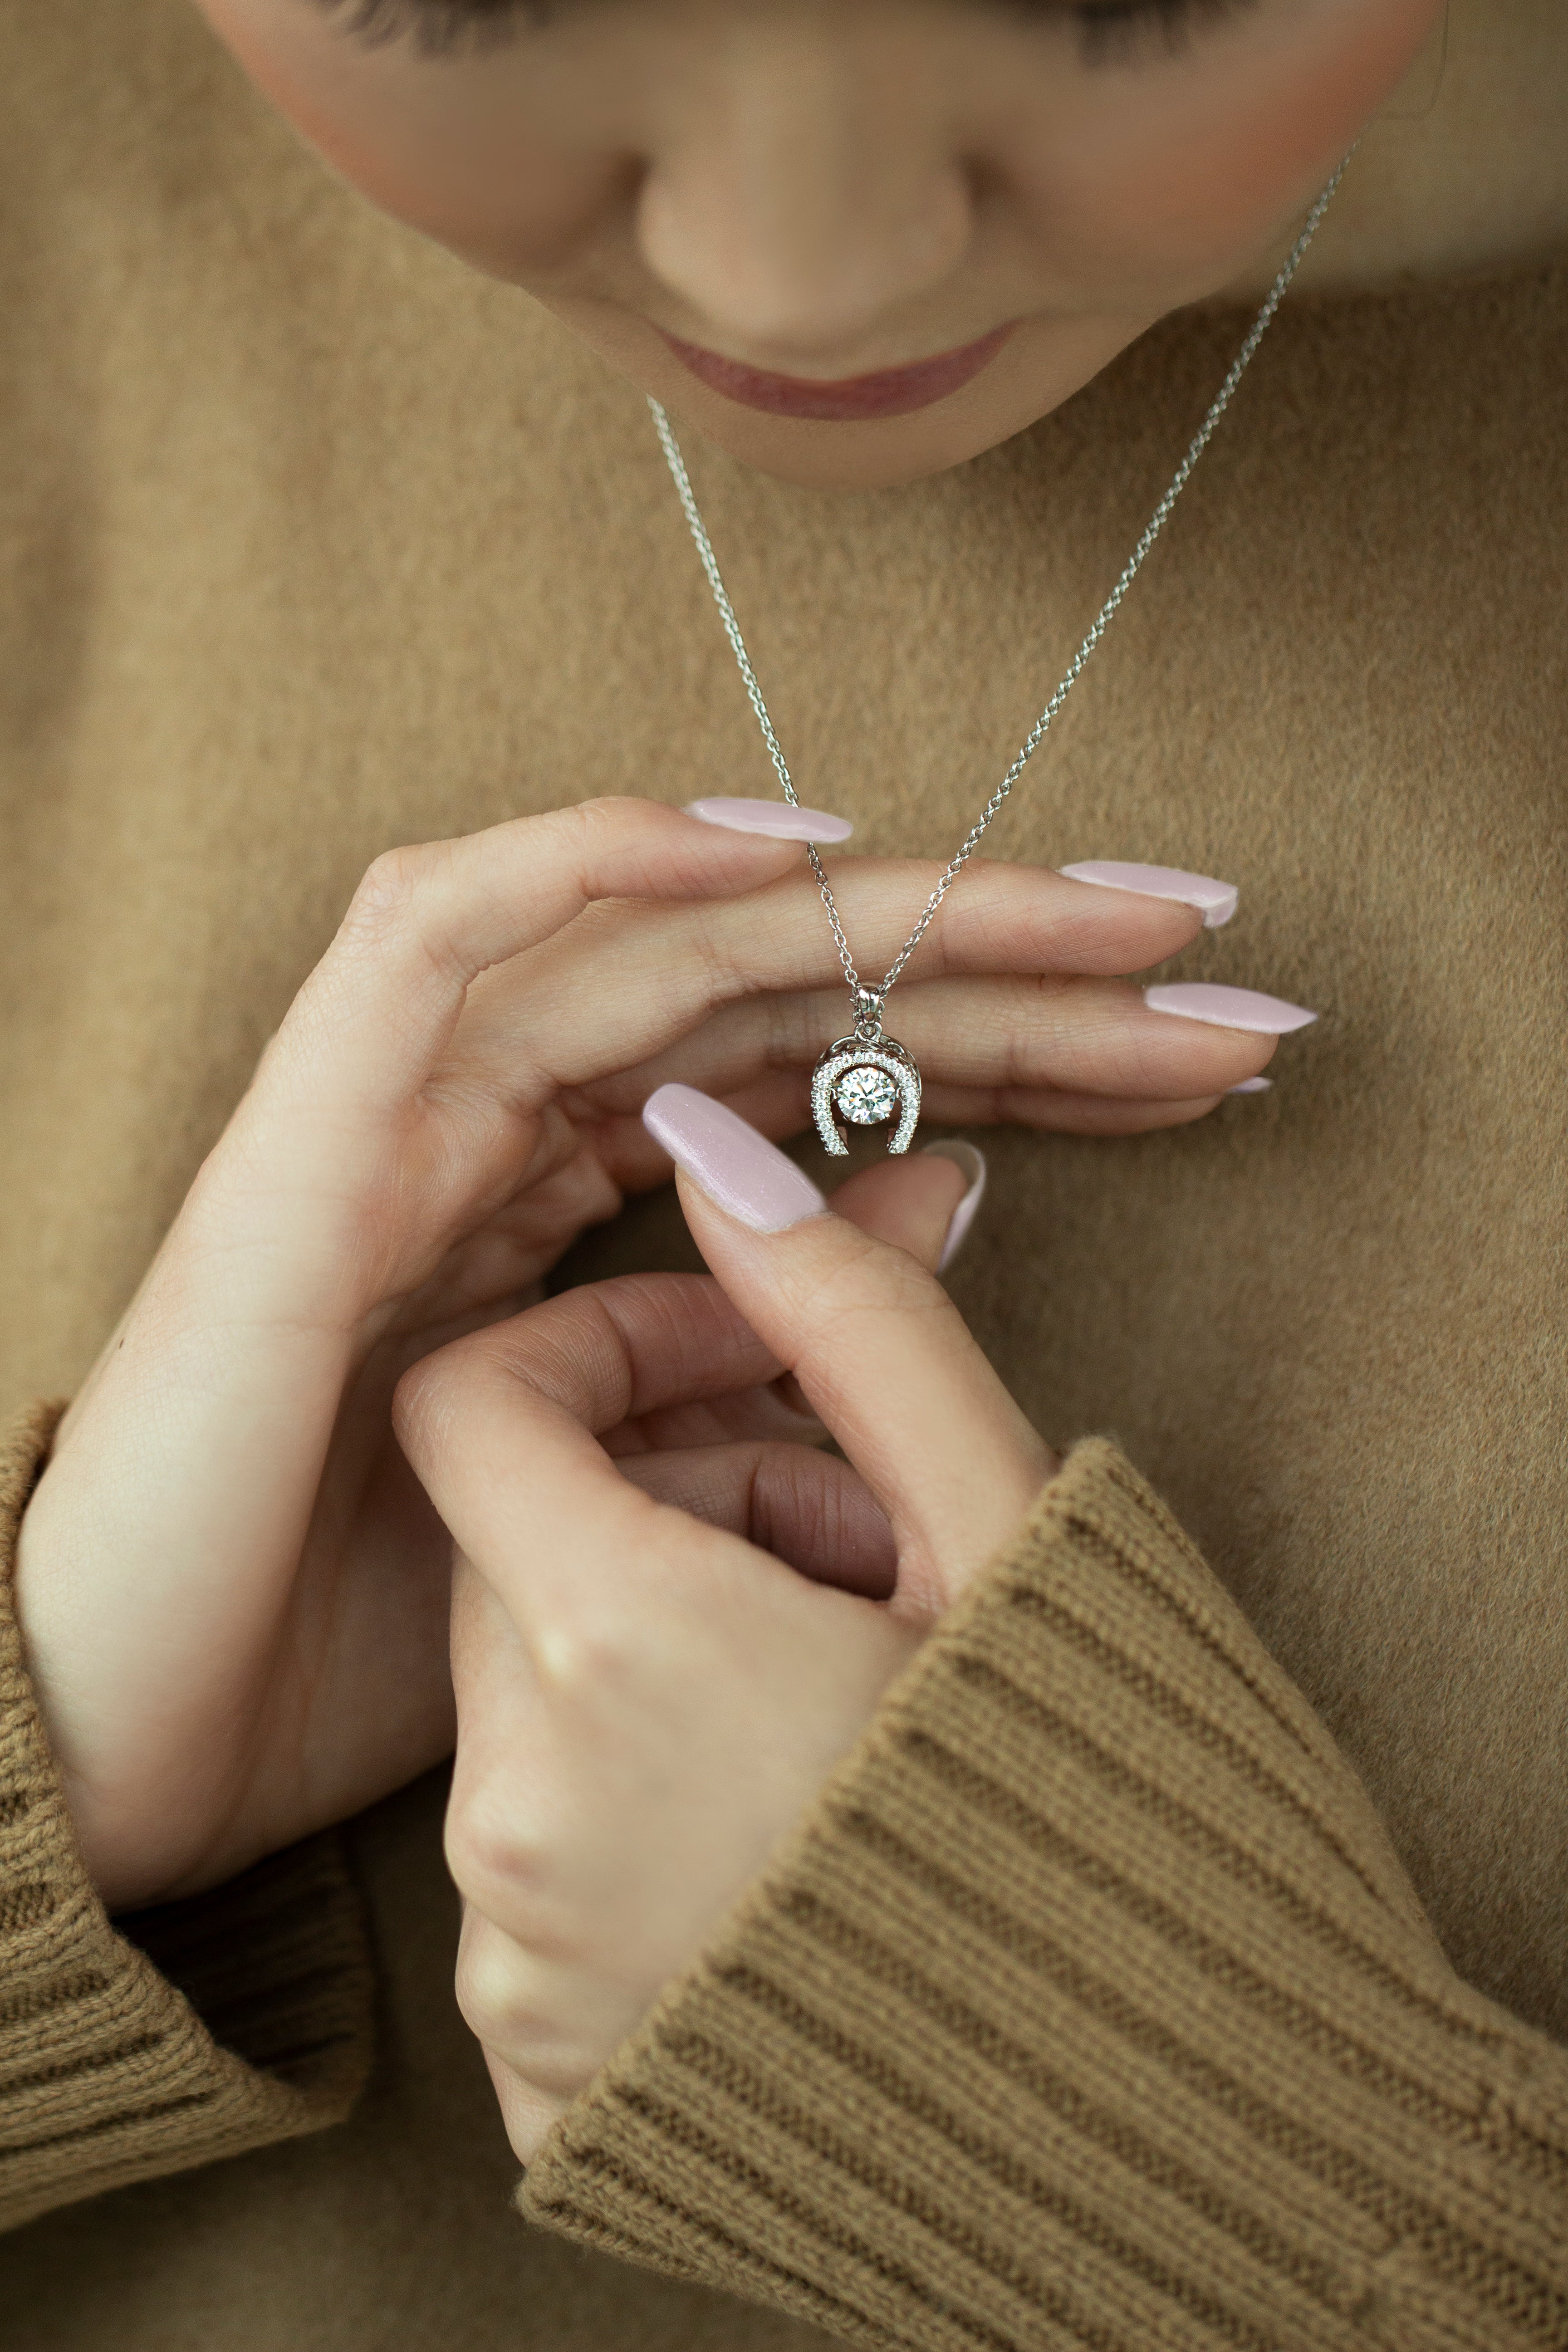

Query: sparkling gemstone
[834,1063,898,1126]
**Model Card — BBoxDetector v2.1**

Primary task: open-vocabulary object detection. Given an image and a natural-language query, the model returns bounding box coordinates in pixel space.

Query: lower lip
[660,323,1015,422]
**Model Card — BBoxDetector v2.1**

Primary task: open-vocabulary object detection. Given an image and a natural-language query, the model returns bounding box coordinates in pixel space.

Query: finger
[458,1906,653,2146]
[573,970,1274,1114]
[912,1083,1230,1134]
[402,1326,912,1741]
[452,854,1211,1096]
[456,1898,614,2124]
[642,1087,1054,1612]
[564,1071,821,1193]
[396,1272,787,1607]
[452,1271,784,1439]
[462,1919,646,2107]
[577,1070,1230,1196]
[274,797,815,1115]
[815,1149,974,1273]
[602,1377,827,1456]
[618,1441,898,1597]
[377,1125,624,1335]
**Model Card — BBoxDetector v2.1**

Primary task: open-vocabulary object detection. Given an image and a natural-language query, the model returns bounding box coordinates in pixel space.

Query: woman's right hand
[14,797,1277,1910]
[394,1109,1054,2162]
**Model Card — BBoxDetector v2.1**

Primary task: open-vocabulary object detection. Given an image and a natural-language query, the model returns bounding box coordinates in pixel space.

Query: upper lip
[658,322,1016,421]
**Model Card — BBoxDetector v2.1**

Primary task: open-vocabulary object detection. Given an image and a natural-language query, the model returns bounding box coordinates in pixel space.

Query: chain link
[650,157,1352,1018]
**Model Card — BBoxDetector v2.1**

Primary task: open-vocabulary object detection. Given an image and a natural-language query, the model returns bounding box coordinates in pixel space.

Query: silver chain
[650,158,1352,1023]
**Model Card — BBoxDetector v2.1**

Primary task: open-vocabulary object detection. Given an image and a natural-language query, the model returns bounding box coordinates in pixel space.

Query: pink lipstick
[660,323,1014,422]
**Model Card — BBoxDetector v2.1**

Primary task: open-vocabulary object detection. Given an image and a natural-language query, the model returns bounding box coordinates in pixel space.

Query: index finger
[283,797,814,1116]
[392,1269,784,1626]
[643,1086,1054,1613]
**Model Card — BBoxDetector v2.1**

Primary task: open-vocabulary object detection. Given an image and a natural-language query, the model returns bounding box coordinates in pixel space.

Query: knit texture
[0,1406,375,2234]
[524,1440,1568,2351]
[2,0,1568,2340]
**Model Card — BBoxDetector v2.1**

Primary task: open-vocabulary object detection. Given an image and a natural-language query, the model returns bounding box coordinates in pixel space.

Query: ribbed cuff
[522,1439,1568,2352]
[1,1402,375,2233]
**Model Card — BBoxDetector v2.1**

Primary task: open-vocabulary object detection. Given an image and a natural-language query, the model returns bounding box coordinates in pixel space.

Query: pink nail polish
[642,1084,827,1233]
[921,1140,987,1273]
[684,796,853,844]
[1144,982,1317,1035]
[1228,1076,1274,1096]
[1060,861,1238,929]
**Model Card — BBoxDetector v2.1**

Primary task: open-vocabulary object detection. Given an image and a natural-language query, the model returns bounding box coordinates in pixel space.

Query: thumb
[817,1140,984,1274]
[641,1086,1053,1615]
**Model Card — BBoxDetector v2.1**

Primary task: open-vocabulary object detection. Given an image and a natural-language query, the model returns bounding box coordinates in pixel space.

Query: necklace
[650,161,1351,1158]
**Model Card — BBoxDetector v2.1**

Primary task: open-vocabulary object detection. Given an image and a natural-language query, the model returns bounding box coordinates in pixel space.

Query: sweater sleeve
[1,1403,376,2233]
[521,1438,1568,2352]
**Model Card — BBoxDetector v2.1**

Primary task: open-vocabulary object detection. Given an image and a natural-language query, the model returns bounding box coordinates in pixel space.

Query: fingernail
[684,796,853,844]
[922,1140,987,1274]
[642,1083,827,1233]
[1060,861,1238,929]
[1228,1076,1274,1096]
[1144,982,1317,1035]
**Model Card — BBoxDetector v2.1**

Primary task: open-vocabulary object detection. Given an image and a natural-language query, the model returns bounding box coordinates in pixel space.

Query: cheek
[192,0,612,276]
[1012,0,1445,294]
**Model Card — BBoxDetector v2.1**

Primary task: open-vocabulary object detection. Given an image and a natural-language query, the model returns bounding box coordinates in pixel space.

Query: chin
[539,301,1165,493]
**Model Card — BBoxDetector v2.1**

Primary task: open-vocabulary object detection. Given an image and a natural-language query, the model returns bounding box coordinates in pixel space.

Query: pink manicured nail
[642,1083,827,1233]
[684,796,853,844]
[1144,983,1317,1035]
[1060,861,1238,929]
[1228,1076,1274,1096]
[922,1140,987,1274]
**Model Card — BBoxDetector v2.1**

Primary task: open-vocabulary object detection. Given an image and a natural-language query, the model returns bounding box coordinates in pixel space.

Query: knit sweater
[3,3,1568,2347]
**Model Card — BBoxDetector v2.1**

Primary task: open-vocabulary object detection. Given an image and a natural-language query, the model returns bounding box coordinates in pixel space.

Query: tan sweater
[3,2,1568,2345]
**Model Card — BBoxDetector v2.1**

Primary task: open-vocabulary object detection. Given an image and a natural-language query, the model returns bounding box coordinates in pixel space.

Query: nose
[634,29,976,360]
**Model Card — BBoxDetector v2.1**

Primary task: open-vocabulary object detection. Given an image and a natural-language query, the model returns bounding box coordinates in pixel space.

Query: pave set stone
[810,1039,921,1156]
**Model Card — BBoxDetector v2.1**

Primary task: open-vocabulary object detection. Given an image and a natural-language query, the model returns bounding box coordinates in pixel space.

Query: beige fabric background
[0,0,1564,2340]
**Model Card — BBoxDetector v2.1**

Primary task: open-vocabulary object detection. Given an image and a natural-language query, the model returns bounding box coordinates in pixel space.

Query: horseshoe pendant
[810,1031,922,1157]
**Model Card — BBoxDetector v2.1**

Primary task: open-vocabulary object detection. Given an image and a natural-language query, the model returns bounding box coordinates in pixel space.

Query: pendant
[811,990,921,1157]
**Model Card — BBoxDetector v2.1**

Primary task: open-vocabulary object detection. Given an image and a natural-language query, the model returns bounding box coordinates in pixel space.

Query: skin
[182,0,1568,488]
[16,809,1255,1908]
[20,0,1561,2134]
[397,1147,1055,2161]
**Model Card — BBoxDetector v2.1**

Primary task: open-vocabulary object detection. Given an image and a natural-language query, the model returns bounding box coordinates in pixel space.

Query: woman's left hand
[394,1097,1051,2160]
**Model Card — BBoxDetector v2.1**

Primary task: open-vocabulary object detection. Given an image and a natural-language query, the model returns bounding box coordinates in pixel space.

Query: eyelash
[321,0,1259,66]
[316,0,541,55]
[1061,0,1259,66]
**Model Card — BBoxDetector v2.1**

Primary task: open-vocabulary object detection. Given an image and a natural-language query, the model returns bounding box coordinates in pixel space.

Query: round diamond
[834,1063,898,1126]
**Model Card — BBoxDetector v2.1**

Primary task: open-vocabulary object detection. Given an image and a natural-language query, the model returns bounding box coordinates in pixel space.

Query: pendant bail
[853,985,887,1043]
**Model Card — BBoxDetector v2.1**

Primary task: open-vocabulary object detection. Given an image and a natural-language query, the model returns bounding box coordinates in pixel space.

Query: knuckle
[445,1778,549,1914]
[569,793,641,836]
[339,838,477,994]
[458,1950,593,2102]
[682,911,750,1011]
[1045,1000,1137,1094]
[453,1924,530,2046]
[388,1357,438,1455]
[535,795,640,874]
[348,841,435,928]
[447,1790,590,1980]
[531,1609,641,1704]
[390,1328,484,1451]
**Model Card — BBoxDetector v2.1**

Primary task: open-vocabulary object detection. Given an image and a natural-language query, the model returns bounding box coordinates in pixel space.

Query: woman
[2,0,1565,2344]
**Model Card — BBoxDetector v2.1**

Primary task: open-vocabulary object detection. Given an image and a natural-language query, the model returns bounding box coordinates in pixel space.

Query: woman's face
[196,0,1442,487]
